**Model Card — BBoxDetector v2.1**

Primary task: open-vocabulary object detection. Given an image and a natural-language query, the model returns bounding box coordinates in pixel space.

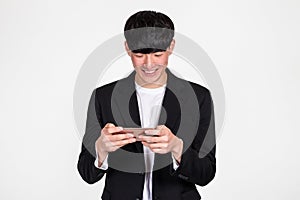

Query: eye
[154,54,163,57]
[134,54,143,58]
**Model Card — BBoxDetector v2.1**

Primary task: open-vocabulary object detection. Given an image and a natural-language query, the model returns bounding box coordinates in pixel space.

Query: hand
[95,123,136,166]
[139,125,183,163]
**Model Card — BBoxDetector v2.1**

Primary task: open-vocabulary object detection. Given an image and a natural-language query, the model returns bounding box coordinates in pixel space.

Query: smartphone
[122,128,159,141]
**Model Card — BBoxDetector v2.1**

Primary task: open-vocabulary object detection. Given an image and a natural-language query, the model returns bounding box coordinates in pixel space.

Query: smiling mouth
[142,68,158,74]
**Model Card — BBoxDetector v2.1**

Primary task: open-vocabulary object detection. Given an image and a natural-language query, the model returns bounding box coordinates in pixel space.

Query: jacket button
[136,198,140,200]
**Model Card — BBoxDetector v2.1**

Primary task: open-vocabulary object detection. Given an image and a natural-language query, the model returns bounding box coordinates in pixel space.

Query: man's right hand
[95,123,136,167]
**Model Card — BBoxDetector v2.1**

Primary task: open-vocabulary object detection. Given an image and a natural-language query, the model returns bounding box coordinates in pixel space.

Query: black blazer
[77,69,216,200]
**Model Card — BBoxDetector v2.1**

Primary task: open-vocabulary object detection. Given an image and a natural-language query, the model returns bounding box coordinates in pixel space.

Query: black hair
[124,11,175,54]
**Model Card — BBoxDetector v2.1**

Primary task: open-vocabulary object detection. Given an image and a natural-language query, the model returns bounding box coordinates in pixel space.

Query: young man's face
[125,40,175,88]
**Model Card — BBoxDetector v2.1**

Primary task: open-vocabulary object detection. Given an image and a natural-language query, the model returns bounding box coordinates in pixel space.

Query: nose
[144,54,153,68]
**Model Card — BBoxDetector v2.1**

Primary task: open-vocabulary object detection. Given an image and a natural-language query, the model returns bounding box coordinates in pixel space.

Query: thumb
[156,125,165,130]
[105,123,115,128]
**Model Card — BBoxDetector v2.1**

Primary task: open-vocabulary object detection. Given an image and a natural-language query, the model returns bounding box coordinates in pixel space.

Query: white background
[1,0,299,199]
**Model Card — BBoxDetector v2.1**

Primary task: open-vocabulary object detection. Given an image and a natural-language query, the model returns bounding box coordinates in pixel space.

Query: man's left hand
[139,125,183,163]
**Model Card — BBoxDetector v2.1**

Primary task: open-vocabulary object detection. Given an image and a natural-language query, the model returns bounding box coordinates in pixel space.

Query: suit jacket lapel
[153,69,188,171]
[158,87,181,134]
[110,71,144,153]
[159,68,186,133]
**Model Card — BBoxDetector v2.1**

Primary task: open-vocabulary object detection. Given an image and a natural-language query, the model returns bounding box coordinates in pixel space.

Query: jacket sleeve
[170,88,216,186]
[77,89,107,184]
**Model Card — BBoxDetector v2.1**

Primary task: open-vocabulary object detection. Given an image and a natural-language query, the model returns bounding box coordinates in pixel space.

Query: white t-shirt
[135,82,166,200]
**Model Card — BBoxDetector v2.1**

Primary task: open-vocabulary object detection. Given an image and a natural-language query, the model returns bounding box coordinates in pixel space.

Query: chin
[138,70,165,86]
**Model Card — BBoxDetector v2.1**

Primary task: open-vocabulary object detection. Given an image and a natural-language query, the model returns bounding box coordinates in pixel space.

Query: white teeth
[143,69,157,74]
[144,70,155,74]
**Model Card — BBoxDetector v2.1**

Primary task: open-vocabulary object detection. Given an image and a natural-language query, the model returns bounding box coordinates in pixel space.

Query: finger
[139,135,155,143]
[144,129,160,136]
[105,123,115,128]
[148,143,168,149]
[110,141,135,151]
[142,141,167,149]
[156,125,165,130]
[141,141,150,148]
[139,135,167,143]
[141,144,167,154]
[151,148,167,154]
[111,138,136,146]
[156,125,170,136]
[110,133,134,141]
[104,126,124,134]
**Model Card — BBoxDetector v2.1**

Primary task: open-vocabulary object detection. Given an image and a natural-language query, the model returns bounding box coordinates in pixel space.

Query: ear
[124,41,131,56]
[167,39,175,55]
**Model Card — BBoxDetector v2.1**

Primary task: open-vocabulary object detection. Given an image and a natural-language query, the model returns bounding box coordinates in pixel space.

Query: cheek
[131,57,143,66]
[158,55,169,65]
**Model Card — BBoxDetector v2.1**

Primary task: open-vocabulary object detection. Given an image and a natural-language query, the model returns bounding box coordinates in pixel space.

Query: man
[78,11,216,200]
